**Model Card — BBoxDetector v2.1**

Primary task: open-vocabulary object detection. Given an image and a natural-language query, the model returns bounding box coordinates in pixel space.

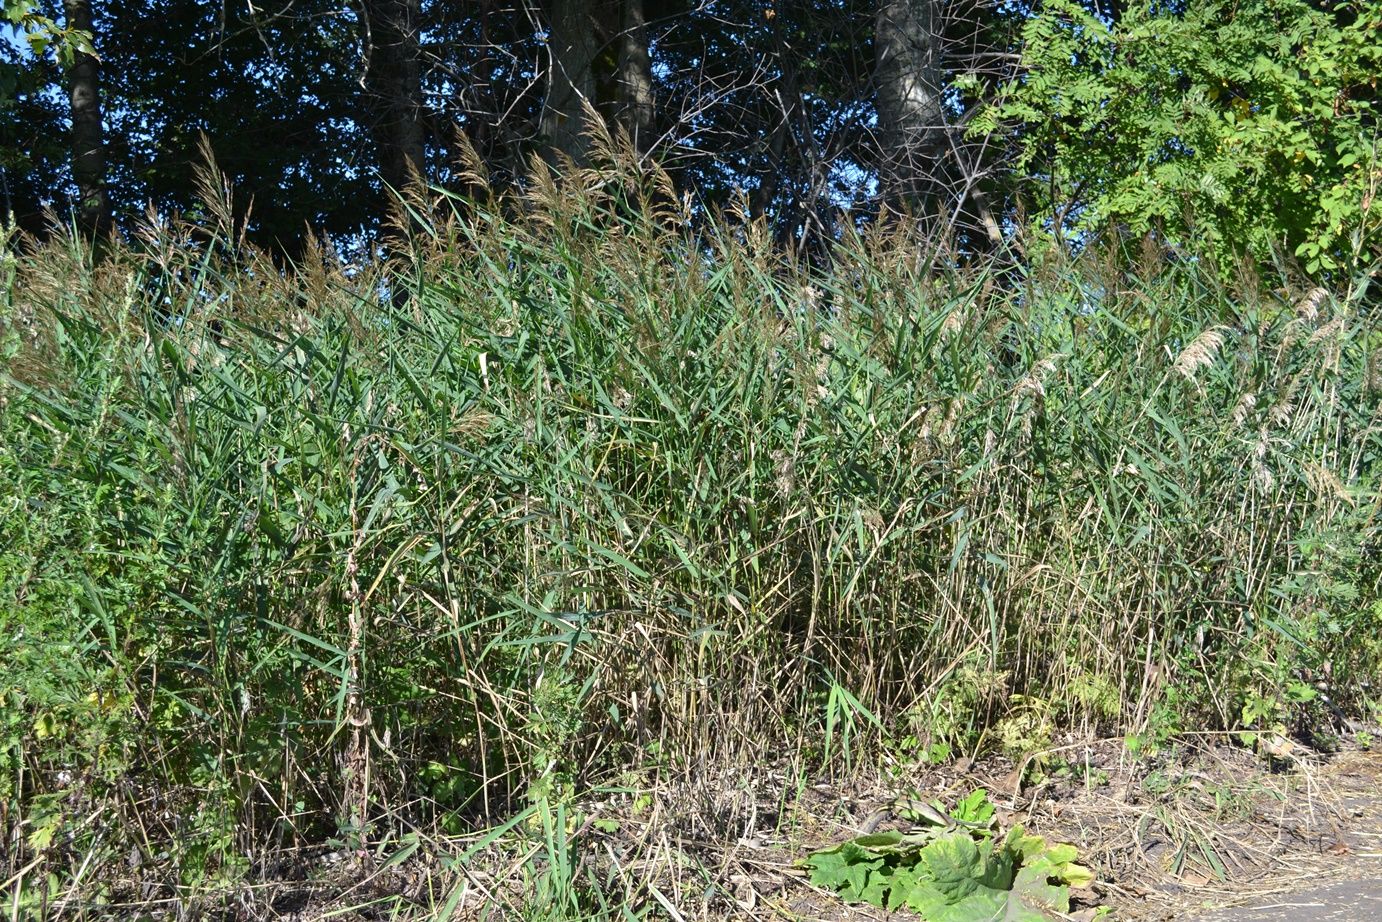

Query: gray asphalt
[1190,879,1382,921]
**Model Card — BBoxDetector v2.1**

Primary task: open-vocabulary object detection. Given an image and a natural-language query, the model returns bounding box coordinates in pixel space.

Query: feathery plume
[1251,431,1275,494]
[1295,286,1328,322]
[1231,391,1257,429]
[1174,326,1227,381]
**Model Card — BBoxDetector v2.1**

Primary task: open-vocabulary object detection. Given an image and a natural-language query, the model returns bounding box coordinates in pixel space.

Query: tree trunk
[540,0,653,166]
[540,0,604,166]
[64,0,112,239]
[361,0,426,196]
[874,0,945,212]
[614,0,654,152]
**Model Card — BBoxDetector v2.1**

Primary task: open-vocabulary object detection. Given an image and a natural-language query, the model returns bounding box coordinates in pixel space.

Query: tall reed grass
[2,157,1379,912]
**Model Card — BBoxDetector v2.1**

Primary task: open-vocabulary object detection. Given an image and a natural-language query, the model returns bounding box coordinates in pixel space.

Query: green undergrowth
[1,163,1380,915]
[804,790,1095,919]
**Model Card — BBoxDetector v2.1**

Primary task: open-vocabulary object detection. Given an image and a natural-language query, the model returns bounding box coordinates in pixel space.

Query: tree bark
[540,0,603,166]
[361,0,426,196]
[64,0,112,239]
[540,0,654,166]
[614,0,654,152]
[874,0,945,212]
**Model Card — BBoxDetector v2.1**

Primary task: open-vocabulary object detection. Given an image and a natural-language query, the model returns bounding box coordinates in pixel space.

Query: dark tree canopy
[0,0,1377,272]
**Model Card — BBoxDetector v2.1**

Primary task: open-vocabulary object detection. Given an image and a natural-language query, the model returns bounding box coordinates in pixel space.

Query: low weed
[803,789,1094,916]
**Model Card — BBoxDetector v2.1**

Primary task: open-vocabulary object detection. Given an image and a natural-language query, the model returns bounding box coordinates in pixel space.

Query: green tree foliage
[979,0,1382,273]
[2,1,99,232]
[99,0,376,250]
[6,0,1381,273]
[3,0,92,64]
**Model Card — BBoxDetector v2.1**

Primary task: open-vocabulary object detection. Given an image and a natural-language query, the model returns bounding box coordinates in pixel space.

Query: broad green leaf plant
[804,790,1094,919]
[977,0,1382,275]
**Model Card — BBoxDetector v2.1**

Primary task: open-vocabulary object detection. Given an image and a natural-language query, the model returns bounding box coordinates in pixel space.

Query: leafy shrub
[980,0,1382,273]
